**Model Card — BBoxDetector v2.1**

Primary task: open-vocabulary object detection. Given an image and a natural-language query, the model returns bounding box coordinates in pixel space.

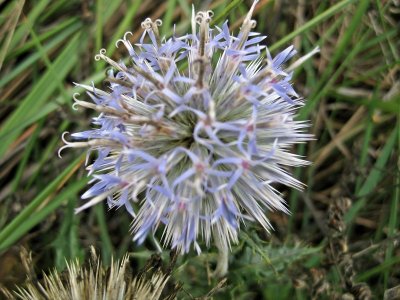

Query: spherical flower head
[60,1,317,254]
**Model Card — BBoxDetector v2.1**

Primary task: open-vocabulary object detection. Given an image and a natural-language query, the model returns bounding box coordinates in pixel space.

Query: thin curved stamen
[141,18,163,46]
[58,132,121,158]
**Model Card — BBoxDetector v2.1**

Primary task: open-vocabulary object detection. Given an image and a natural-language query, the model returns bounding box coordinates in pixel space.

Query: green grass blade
[28,24,70,102]
[7,17,82,60]
[177,0,191,18]
[0,103,58,144]
[211,0,245,26]
[345,127,398,222]
[0,177,88,251]
[95,0,103,72]
[0,33,80,157]
[0,155,85,252]
[95,205,114,265]
[95,0,142,70]
[9,0,51,50]
[383,112,400,288]
[26,120,69,189]
[332,93,400,114]
[10,120,42,192]
[269,0,356,52]
[0,21,81,88]
[356,255,400,282]
[298,0,370,120]
[162,0,178,37]
[53,191,85,269]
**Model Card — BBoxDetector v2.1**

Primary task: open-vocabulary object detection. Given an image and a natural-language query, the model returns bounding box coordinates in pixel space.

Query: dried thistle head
[2,247,173,300]
[60,1,318,254]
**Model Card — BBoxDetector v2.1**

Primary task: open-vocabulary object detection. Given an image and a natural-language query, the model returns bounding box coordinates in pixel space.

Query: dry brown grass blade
[37,156,85,210]
[9,124,38,154]
[0,0,25,71]
[322,103,352,160]
[0,71,30,103]
[312,106,366,168]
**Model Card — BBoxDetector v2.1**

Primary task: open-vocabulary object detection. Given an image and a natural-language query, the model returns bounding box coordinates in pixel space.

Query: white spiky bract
[4,248,170,300]
[61,1,315,255]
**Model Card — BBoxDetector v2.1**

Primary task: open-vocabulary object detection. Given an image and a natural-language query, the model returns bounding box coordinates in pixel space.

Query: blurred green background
[0,0,399,298]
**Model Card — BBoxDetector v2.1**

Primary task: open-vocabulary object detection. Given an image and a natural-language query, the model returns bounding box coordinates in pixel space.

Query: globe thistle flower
[60,1,317,261]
